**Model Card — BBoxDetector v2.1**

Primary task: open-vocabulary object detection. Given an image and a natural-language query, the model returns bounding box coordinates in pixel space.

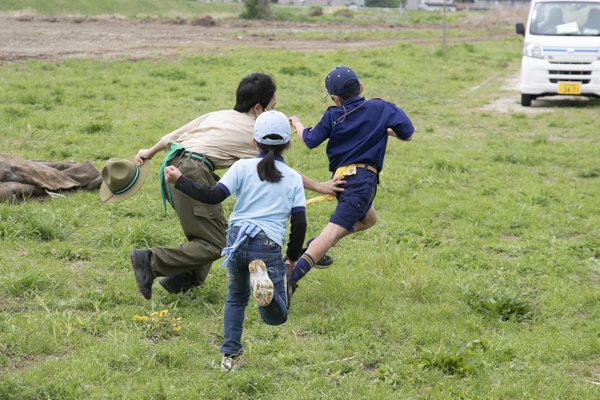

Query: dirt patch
[191,16,218,27]
[474,72,599,114]
[0,13,516,64]
[474,73,550,115]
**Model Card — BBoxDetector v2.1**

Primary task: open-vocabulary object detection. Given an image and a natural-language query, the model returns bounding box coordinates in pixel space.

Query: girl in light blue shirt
[165,110,306,372]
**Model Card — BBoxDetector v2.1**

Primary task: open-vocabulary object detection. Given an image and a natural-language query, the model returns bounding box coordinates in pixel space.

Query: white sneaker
[249,260,274,307]
[221,354,241,372]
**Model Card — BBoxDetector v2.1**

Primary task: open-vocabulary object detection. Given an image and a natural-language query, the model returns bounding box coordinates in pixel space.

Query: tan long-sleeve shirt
[159,110,258,170]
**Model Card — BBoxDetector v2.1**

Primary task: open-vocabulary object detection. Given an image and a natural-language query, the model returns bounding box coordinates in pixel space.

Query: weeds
[417,339,488,376]
[464,287,536,322]
[0,265,51,297]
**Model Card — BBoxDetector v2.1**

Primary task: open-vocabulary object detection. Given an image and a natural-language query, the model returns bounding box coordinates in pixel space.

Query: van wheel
[521,94,532,107]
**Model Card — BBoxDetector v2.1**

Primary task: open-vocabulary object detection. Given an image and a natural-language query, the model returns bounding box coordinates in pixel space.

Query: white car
[516,0,600,106]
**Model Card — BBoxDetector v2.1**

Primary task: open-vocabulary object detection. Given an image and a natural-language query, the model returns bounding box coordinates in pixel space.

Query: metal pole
[442,0,447,53]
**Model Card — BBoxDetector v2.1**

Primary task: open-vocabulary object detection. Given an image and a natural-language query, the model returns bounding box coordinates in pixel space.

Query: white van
[516,0,600,106]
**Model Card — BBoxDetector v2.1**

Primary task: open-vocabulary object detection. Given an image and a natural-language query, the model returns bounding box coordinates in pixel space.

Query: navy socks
[291,253,315,284]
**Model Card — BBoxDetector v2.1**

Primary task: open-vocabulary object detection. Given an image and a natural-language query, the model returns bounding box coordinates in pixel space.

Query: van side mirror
[516,23,525,36]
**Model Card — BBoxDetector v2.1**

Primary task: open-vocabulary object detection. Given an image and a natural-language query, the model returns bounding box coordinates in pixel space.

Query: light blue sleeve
[218,161,242,196]
[292,173,306,211]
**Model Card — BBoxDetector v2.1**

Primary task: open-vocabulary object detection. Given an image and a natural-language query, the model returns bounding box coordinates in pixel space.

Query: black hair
[234,73,277,113]
[256,135,287,183]
[337,79,360,101]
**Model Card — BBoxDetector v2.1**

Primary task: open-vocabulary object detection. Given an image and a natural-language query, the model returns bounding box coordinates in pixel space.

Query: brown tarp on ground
[0,153,102,203]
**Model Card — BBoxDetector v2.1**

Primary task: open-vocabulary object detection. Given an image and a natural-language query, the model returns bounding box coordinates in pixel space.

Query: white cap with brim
[253,110,291,146]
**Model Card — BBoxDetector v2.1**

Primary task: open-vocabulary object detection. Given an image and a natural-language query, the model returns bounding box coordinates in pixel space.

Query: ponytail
[256,140,287,183]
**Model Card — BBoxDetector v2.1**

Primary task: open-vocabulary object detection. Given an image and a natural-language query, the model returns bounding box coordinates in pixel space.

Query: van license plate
[558,82,581,95]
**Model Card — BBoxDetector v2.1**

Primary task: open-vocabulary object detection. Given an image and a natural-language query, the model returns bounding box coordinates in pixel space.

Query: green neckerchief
[159,143,185,214]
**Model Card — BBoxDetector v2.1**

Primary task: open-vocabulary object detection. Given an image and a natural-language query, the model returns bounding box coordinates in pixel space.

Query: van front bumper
[521,56,600,97]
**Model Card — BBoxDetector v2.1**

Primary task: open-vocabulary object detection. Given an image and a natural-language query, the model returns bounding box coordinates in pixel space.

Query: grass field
[0,0,242,19]
[0,0,478,24]
[2,1,600,399]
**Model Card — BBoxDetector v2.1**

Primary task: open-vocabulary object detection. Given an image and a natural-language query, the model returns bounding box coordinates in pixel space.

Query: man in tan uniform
[130,72,339,300]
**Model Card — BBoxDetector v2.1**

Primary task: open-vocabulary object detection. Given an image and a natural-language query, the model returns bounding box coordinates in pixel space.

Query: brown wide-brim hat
[100,156,150,203]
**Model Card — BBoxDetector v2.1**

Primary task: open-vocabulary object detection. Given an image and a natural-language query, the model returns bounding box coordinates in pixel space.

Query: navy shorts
[330,167,378,232]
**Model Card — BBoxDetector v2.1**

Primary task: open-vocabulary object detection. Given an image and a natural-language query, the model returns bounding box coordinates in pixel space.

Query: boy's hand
[288,116,300,129]
[289,116,306,145]
[288,116,304,133]
[164,166,182,183]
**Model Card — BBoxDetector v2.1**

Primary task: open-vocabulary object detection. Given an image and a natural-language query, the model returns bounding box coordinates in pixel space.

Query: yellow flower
[172,325,181,332]
[150,311,159,317]
[160,310,168,317]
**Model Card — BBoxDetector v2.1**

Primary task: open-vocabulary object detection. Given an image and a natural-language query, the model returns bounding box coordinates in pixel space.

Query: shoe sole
[314,258,333,269]
[249,260,274,307]
[130,250,152,300]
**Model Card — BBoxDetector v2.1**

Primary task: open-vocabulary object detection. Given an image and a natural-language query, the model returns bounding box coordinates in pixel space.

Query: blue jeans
[220,227,288,356]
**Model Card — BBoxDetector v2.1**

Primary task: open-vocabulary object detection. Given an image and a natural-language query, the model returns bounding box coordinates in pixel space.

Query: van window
[530,1,600,36]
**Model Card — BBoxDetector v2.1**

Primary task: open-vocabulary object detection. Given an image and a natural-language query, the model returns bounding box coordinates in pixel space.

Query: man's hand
[135,149,153,167]
[317,175,345,196]
[164,165,182,184]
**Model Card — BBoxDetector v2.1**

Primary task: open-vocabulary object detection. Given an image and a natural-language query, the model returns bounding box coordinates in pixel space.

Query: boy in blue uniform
[288,65,414,294]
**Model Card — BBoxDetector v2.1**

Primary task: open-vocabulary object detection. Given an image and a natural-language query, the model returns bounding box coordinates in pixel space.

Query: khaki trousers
[150,154,227,286]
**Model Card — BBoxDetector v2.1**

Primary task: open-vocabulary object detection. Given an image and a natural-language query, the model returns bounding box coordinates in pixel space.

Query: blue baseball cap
[254,110,291,146]
[324,66,360,97]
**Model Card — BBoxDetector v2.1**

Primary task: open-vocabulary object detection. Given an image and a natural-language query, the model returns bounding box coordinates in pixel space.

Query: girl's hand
[283,255,296,271]
[164,165,182,183]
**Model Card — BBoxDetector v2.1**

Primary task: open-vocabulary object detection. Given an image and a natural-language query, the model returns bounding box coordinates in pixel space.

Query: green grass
[0,0,409,22]
[0,0,512,27]
[0,0,243,19]
[2,3,600,399]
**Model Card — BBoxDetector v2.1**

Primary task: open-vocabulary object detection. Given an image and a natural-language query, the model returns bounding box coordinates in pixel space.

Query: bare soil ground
[0,12,514,64]
[474,73,597,114]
